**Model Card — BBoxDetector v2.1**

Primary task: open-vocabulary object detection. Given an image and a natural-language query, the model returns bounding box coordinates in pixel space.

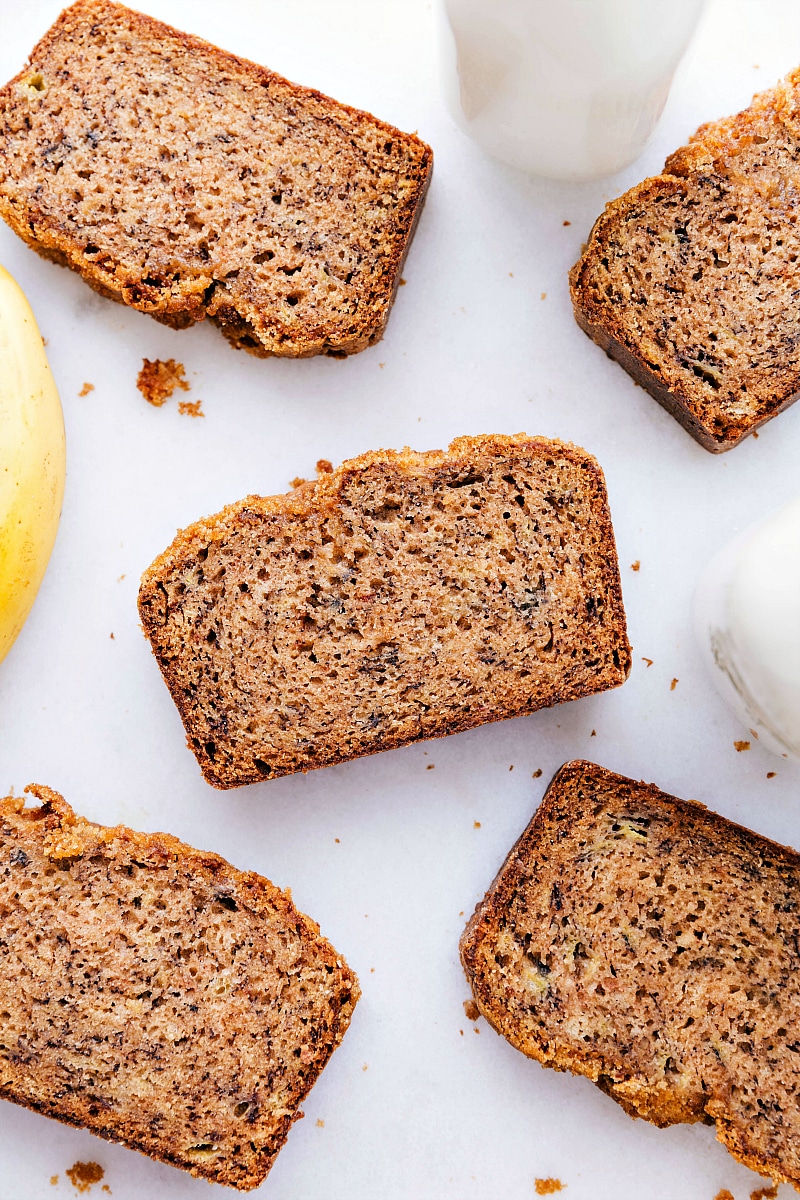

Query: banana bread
[0,784,358,1190]
[570,69,800,451]
[138,434,631,788]
[461,760,800,1189]
[0,0,432,357]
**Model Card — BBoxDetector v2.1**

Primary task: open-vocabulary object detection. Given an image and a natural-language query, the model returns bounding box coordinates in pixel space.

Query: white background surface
[1,2,799,1198]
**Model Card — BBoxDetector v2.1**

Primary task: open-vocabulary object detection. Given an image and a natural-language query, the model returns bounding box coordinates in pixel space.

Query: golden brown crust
[461,761,800,1190]
[0,0,432,358]
[570,70,800,451]
[138,435,631,788]
[0,785,359,1190]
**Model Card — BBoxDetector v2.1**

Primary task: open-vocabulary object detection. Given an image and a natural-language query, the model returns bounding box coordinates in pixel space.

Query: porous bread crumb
[0,786,358,1190]
[0,0,432,358]
[571,67,800,450]
[714,1191,734,1200]
[316,459,333,475]
[65,1163,104,1193]
[138,435,631,788]
[751,1187,779,1200]
[463,999,480,1021]
[535,1181,564,1196]
[735,740,751,752]
[631,561,641,571]
[290,477,307,489]
[462,761,800,1189]
[78,381,93,397]
[178,399,204,418]
[136,358,189,407]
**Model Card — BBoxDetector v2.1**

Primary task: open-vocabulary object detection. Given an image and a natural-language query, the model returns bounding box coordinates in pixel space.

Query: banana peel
[0,265,66,665]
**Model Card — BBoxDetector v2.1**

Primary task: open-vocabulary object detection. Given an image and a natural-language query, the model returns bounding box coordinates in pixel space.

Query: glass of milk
[439,0,709,181]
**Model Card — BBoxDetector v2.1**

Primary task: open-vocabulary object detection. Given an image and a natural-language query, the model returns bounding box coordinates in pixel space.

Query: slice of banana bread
[0,0,432,357]
[0,785,358,1190]
[570,68,800,451]
[138,434,631,789]
[461,760,800,1189]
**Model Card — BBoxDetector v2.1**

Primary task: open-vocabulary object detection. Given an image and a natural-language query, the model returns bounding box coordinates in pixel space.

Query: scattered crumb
[136,357,189,407]
[426,763,435,770]
[109,632,114,640]
[713,1192,734,1200]
[379,362,385,368]
[750,1186,778,1200]
[562,220,571,227]
[473,1026,480,1034]
[642,657,653,667]
[316,459,333,474]
[535,1181,564,1196]
[42,336,48,345]
[750,728,759,739]
[178,399,204,418]
[370,967,375,973]
[459,911,464,916]
[399,277,407,286]
[102,1187,111,1195]
[509,271,514,277]
[734,740,751,752]
[532,768,542,778]
[670,678,678,691]
[590,729,596,737]
[540,292,547,300]
[767,772,776,779]
[509,764,514,771]
[334,837,340,843]
[460,1029,464,1036]
[752,431,759,439]
[630,560,640,571]
[362,1063,368,1071]
[65,1162,105,1193]
[117,574,125,582]
[474,821,481,829]
[50,1178,59,1187]
[316,1119,325,1128]
[464,999,480,1021]
[754,63,760,68]
[290,477,307,489]
[78,382,94,397]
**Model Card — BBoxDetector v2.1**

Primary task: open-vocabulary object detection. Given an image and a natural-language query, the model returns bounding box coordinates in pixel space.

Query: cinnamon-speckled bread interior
[0,0,432,356]
[462,760,800,1189]
[138,435,630,789]
[0,786,358,1190]
[570,69,800,450]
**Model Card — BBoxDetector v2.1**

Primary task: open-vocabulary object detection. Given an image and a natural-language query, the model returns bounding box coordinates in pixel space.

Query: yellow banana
[0,264,66,665]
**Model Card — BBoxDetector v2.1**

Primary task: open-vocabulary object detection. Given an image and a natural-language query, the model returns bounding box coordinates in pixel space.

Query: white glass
[694,496,800,763]
[439,0,708,181]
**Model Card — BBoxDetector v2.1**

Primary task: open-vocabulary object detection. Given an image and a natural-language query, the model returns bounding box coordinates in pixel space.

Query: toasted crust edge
[138,436,632,789]
[0,784,360,1190]
[460,759,800,1190]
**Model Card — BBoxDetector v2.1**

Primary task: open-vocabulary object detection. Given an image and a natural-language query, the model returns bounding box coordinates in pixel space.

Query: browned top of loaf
[138,434,631,789]
[570,69,800,451]
[461,760,800,1190]
[0,784,358,1190]
[0,0,432,357]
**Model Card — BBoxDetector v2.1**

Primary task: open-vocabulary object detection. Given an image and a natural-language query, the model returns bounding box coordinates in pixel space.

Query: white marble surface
[0,2,799,1198]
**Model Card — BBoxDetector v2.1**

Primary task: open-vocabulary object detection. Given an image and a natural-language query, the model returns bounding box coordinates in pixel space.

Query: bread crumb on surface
[540,292,547,300]
[753,431,760,438]
[642,657,653,667]
[750,1186,779,1200]
[399,278,407,286]
[713,1191,734,1200]
[178,399,204,418]
[535,1177,564,1194]
[78,382,94,397]
[362,1063,368,1071]
[631,560,640,571]
[734,740,751,752]
[474,821,481,829]
[590,729,597,737]
[563,220,571,227]
[464,999,480,1021]
[767,772,777,779]
[290,477,307,489]
[671,678,679,691]
[316,1119,325,1128]
[136,358,189,407]
[426,763,435,770]
[65,1162,104,1193]
[316,459,333,474]
[50,1177,58,1187]
[532,769,542,778]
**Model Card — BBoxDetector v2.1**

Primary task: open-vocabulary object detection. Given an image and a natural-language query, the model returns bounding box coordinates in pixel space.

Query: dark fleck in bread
[0,784,358,1190]
[570,69,800,451]
[138,434,631,789]
[0,0,432,358]
[461,760,800,1190]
